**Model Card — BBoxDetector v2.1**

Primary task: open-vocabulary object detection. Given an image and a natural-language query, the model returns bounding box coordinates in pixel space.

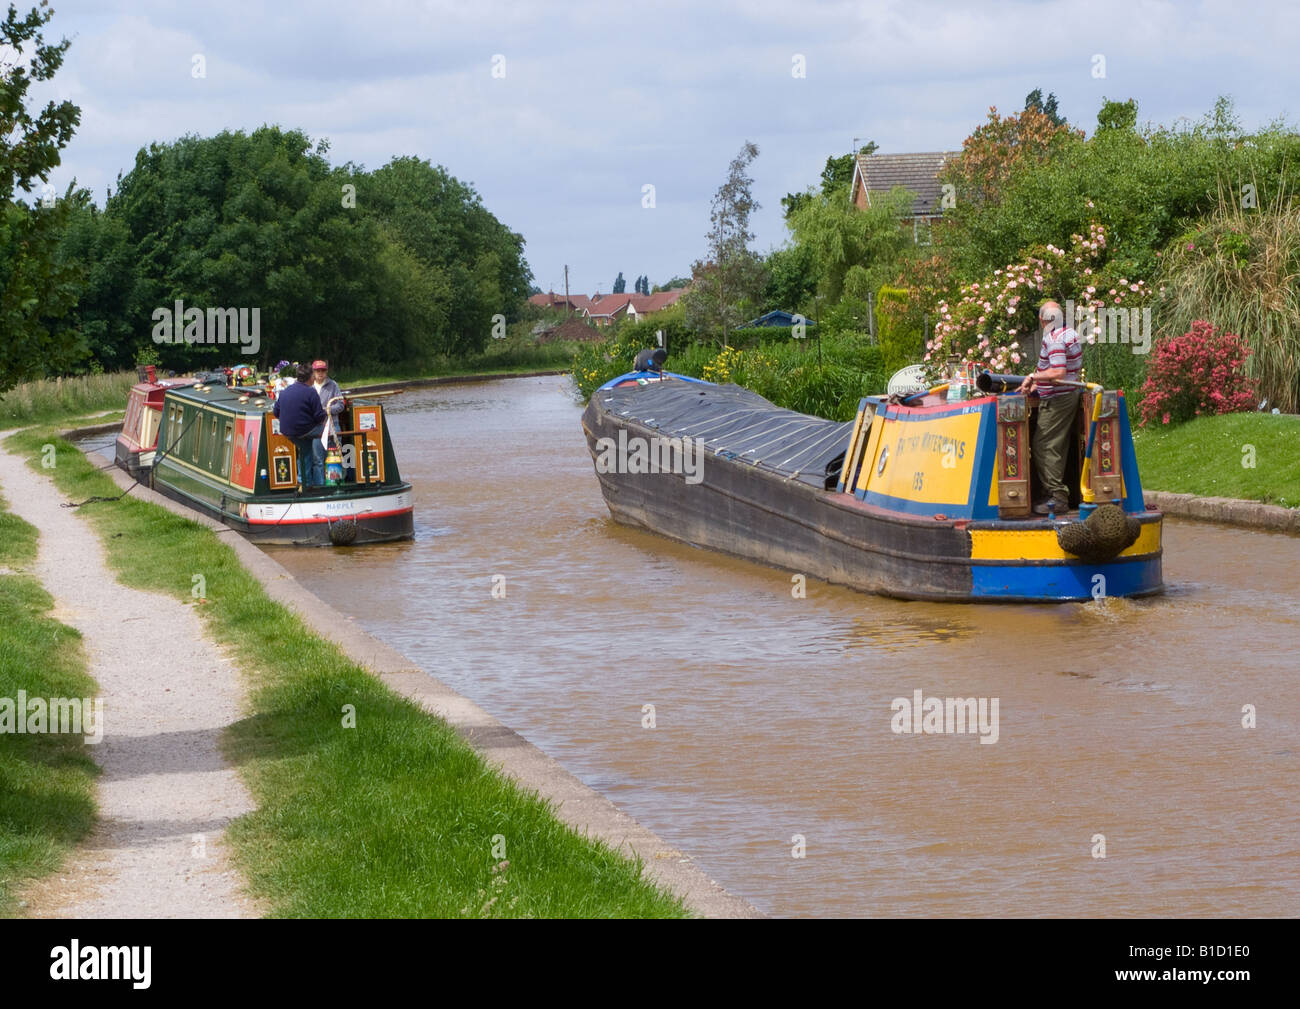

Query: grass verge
[1133,412,1300,508]
[4,430,686,918]
[0,493,98,917]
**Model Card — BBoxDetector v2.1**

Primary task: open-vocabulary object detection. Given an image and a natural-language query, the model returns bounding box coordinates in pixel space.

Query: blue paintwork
[970,555,1162,600]
[597,370,711,391]
[1117,396,1146,513]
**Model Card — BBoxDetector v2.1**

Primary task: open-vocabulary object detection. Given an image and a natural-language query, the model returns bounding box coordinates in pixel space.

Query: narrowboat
[138,381,413,546]
[581,362,1163,602]
[116,368,198,478]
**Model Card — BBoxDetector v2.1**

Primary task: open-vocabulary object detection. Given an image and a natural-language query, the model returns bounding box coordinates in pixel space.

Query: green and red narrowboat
[123,379,413,546]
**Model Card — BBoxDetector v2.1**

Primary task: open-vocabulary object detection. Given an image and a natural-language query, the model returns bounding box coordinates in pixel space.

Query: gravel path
[0,435,259,918]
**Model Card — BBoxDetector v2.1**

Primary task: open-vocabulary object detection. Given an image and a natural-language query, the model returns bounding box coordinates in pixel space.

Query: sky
[25,0,1300,297]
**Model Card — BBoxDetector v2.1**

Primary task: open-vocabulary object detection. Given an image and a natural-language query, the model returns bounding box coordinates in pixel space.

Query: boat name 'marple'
[594,429,705,485]
[891,689,999,744]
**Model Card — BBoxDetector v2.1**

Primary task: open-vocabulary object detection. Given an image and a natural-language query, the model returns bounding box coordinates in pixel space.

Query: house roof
[529,292,591,311]
[851,152,959,216]
[629,288,686,314]
[584,293,636,318]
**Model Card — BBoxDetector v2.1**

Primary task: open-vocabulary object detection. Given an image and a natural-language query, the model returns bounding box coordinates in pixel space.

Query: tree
[364,155,532,358]
[786,184,913,303]
[612,271,626,294]
[782,142,878,219]
[0,1,82,392]
[762,242,817,315]
[1024,88,1066,128]
[683,141,766,346]
[652,276,689,292]
[939,104,1082,209]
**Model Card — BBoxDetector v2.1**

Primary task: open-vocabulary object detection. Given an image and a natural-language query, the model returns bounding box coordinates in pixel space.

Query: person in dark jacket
[272,363,327,486]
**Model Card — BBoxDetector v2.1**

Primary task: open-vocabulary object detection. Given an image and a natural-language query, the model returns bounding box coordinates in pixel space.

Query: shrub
[1138,320,1257,426]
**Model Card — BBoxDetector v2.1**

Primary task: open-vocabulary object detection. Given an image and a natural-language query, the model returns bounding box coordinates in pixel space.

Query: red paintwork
[116,379,198,456]
[230,414,262,491]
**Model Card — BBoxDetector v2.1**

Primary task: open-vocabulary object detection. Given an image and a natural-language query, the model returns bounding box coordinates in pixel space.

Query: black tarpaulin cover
[597,379,853,487]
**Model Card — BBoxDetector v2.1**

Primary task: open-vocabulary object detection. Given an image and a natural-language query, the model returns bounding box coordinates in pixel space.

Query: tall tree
[0,1,82,392]
[1024,88,1066,128]
[612,271,626,294]
[683,141,766,346]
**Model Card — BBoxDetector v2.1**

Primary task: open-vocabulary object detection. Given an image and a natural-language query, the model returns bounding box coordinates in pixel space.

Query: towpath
[0,434,258,918]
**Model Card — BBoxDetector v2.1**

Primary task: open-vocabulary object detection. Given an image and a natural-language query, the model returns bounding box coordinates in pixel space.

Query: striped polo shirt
[1036,326,1083,398]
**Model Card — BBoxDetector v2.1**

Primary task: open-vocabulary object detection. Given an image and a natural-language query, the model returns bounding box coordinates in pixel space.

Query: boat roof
[132,378,198,395]
[165,382,273,414]
[596,379,852,488]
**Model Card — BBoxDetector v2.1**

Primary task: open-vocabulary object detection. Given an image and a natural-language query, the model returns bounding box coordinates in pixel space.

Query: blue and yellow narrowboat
[581,364,1162,602]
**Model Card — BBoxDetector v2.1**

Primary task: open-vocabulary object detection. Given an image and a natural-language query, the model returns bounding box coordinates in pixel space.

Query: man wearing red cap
[310,360,343,424]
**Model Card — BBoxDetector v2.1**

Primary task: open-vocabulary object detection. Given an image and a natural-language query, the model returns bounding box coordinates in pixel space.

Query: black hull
[582,396,1162,603]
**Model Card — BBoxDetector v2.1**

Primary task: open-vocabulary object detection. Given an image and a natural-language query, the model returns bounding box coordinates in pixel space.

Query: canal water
[256,376,1298,917]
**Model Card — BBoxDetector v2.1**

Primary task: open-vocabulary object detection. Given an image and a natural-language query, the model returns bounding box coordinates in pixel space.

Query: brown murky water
[262,376,1300,917]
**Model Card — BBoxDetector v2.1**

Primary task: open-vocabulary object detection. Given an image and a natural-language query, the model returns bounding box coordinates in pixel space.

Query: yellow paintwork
[854,413,886,495]
[969,520,1161,561]
[860,409,983,506]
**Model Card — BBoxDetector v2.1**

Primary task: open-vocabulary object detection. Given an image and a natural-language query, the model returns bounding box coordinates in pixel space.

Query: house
[623,287,687,324]
[850,151,959,242]
[583,293,636,327]
[583,287,688,327]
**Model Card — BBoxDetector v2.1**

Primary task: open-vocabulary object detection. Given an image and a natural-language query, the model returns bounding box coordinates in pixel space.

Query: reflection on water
[247,375,1299,917]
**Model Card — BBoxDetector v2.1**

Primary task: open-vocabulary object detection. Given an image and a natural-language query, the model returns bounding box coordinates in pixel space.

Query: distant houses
[527,287,687,328]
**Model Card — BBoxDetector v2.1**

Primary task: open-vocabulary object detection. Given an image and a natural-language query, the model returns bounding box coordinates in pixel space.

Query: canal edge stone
[1144,490,1300,534]
[88,448,763,919]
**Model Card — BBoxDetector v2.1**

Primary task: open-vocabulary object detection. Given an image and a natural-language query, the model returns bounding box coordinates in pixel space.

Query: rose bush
[926,221,1157,377]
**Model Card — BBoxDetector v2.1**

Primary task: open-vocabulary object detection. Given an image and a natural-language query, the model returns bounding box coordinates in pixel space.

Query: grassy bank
[4,430,686,918]
[0,495,98,916]
[1133,412,1300,508]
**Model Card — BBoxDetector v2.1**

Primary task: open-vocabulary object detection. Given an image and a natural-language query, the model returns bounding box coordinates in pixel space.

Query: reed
[0,372,137,427]
[1158,175,1300,412]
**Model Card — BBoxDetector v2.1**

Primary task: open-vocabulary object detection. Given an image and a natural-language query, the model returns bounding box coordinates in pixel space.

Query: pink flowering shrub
[1139,320,1257,426]
[926,221,1155,375]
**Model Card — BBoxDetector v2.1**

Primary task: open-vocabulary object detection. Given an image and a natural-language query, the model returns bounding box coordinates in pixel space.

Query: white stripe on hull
[243,489,413,525]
